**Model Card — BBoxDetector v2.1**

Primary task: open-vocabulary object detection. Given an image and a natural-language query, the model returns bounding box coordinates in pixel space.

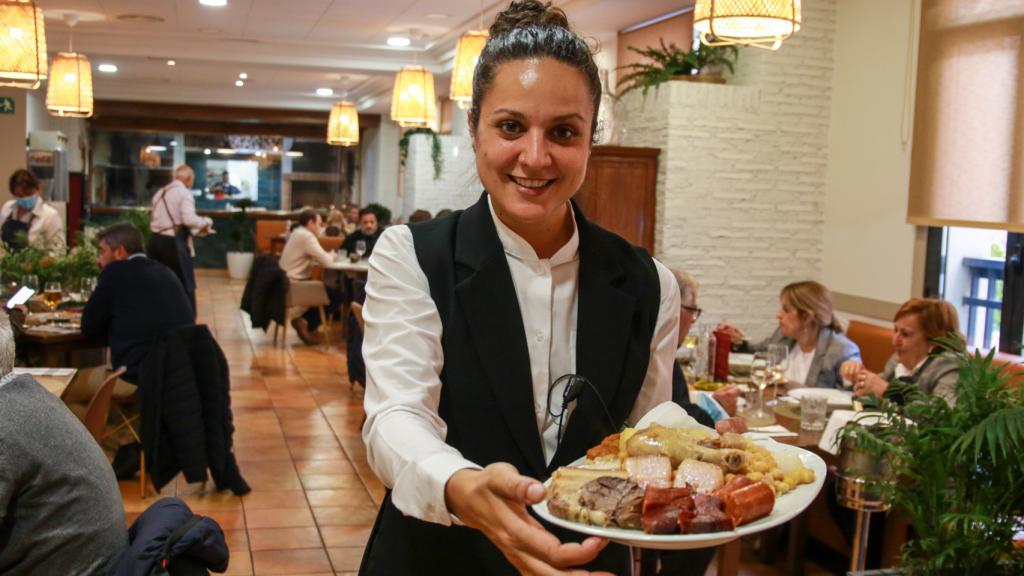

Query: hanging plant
[399,127,443,180]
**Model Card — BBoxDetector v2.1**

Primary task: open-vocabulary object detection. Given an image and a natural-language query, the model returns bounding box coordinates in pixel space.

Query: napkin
[817,409,904,455]
[635,401,715,434]
[746,424,798,438]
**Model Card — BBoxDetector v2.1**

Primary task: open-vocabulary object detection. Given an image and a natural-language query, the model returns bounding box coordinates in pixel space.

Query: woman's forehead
[481,58,593,116]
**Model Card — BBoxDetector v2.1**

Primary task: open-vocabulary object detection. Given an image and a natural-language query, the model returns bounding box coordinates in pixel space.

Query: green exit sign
[0,97,14,115]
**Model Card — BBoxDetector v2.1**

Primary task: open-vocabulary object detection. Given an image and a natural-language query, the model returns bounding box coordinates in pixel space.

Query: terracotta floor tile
[320,526,373,548]
[288,446,348,461]
[242,490,310,510]
[294,460,355,475]
[251,548,332,575]
[248,527,323,551]
[328,546,366,572]
[305,488,374,508]
[300,474,365,490]
[197,509,246,530]
[311,505,379,527]
[245,507,316,529]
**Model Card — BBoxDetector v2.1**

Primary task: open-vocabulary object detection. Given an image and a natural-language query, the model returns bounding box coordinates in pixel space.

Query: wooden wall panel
[575,146,659,252]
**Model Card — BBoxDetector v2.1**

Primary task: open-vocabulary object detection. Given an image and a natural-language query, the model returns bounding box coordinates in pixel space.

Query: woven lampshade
[46,52,93,118]
[450,30,488,111]
[0,0,47,89]
[327,101,359,146]
[391,65,436,128]
[694,0,801,50]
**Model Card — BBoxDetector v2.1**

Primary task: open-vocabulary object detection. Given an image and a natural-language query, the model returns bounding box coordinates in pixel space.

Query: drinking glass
[746,352,775,426]
[800,394,828,431]
[22,274,38,292]
[766,343,789,406]
[43,281,62,311]
[355,239,367,259]
[80,277,97,300]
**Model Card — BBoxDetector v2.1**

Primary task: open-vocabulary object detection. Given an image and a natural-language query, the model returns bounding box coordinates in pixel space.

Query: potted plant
[399,127,443,180]
[226,198,256,280]
[617,39,740,98]
[836,337,1024,574]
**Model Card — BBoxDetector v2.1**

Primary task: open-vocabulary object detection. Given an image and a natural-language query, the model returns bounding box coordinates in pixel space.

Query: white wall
[360,119,400,215]
[822,0,921,307]
[402,133,480,219]
[0,88,28,205]
[621,1,838,342]
[24,89,88,173]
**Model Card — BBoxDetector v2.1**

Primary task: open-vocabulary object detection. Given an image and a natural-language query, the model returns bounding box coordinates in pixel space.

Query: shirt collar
[894,357,927,379]
[127,253,147,260]
[486,195,579,265]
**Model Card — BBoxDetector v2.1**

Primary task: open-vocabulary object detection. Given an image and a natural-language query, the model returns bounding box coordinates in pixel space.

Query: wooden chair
[275,280,331,345]
[81,367,148,498]
[318,236,344,252]
[846,320,893,373]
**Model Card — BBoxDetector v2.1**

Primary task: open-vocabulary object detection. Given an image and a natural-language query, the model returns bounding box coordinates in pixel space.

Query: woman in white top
[1,169,65,253]
[720,281,861,389]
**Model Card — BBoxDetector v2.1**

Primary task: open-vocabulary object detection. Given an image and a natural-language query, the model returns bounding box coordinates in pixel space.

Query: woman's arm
[627,260,679,424]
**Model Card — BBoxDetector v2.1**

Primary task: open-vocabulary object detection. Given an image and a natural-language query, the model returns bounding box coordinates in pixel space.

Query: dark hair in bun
[470,0,601,140]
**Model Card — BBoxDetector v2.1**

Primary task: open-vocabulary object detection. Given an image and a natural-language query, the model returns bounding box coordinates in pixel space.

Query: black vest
[359,194,661,575]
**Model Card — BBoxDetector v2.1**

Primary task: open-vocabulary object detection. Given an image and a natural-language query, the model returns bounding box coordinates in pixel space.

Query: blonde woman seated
[840,298,962,407]
[718,280,861,389]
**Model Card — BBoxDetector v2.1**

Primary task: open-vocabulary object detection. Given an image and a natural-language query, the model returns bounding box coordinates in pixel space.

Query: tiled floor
[116,272,839,576]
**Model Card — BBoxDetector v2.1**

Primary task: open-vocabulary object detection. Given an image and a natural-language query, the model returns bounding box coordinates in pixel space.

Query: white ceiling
[35,0,691,114]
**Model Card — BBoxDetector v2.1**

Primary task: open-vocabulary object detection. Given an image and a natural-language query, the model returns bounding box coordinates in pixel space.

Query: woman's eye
[499,121,522,135]
[551,126,577,140]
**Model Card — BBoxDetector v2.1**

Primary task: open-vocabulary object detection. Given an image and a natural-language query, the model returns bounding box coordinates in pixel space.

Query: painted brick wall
[402,134,481,219]
[621,0,837,341]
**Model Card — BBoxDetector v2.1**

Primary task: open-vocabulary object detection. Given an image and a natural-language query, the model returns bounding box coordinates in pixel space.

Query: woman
[1,169,65,253]
[841,298,962,406]
[360,2,679,574]
[720,281,861,389]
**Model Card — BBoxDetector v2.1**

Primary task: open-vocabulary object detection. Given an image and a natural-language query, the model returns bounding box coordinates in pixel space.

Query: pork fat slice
[626,455,673,489]
[674,458,724,494]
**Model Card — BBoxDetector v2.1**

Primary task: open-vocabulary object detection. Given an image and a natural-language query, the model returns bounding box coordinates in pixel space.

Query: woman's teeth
[510,176,552,189]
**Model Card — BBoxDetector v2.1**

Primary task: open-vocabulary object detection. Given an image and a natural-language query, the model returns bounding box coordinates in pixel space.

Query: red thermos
[713,330,731,383]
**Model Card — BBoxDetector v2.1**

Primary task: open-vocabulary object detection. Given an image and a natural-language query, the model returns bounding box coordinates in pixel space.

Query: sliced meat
[715,417,749,435]
[674,458,725,494]
[577,476,644,530]
[714,475,755,497]
[626,455,673,489]
[719,481,776,526]
[641,486,694,534]
[682,494,734,533]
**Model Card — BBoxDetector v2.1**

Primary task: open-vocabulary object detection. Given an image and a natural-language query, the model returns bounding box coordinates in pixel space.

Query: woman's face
[11,184,38,199]
[893,314,930,368]
[776,298,806,339]
[472,57,593,230]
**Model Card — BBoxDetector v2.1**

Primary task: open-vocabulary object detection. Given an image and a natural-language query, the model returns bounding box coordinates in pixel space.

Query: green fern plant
[398,127,443,180]
[837,337,1024,574]
[616,40,739,99]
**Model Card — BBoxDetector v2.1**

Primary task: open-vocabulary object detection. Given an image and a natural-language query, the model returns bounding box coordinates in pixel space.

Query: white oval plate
[532,438,826,550]
[787,388,853,408]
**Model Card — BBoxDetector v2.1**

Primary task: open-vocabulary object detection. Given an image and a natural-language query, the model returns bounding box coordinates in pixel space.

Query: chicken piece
[625,455,673,489]
[586,433,620,460]
[674,458,725,494]
[627,424,749,471]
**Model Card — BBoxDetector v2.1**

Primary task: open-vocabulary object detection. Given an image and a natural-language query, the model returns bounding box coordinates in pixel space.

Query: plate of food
[787,388,853,408]
[533,424,826,550]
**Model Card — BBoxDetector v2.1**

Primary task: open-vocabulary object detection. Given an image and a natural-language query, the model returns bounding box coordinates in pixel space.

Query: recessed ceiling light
[315,87,333,97]
[199,0,227,7]
[235,80,244,87]
[145,145,167,152]
[285,151,303,158]
[217,148,235,155]
[169,140,178,147]
[98,63,118,73]
[166,59,176,66]
[238,72,247,79]
[387,36,410,47]
[203,148,212,155]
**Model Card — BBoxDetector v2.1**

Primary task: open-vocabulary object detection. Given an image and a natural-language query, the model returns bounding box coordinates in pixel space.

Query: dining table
[15,307,106,368]
[12,366,77,397]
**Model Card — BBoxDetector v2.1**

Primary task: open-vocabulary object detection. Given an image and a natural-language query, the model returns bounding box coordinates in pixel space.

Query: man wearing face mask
[1,169,65,253]
[279,209,338,345]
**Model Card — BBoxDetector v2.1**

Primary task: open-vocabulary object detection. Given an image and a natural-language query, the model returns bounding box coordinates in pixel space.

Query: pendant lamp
[327,101,359,146]
[46,52,93,117]
[694,0,801,50]
[391,65,436,128]
[450,30,488,110]
[0,0,47,89]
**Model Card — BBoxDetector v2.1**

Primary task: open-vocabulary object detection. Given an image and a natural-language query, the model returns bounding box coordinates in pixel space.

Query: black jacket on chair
[139,325,250,495]
[114,497,229,576]
[240,254,287,331]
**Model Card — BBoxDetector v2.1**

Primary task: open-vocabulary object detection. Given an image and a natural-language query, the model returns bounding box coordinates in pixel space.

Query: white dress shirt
[279,226,334,281]
[362,198,679,526]
[149,180,212,237]
[0,199,65,253]
[785,345,816,386]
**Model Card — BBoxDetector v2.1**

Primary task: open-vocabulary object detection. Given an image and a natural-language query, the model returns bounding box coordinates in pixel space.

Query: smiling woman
[359,2,684,575]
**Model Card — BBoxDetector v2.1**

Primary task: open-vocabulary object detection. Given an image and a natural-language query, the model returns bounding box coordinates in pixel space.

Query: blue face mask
[15,195,38,210]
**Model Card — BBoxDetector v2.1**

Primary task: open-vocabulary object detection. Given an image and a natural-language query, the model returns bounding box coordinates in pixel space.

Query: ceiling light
[0,0,48,89]
[203,148,211,155]
[145,145,166,152]
[315,87,333,97]
[199,0,228,7]
[216,147,235,155]
[46,52,92,118]
[391,65,435,128]
[451,30,488,110]
[386,36,410,47]
[694,0,801,50]
[169,140,177,147]
[238,72,247,79]
[98,63,118,73]
[235,79,243,87]
[327,101,359,147]
[285,151,303,157]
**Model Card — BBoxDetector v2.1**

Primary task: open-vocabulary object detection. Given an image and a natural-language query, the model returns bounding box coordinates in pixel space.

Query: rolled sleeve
[361,226,480,525]
[627,259,680,425]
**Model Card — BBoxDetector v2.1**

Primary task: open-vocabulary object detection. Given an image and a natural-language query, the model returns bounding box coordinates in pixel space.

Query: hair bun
[489,0,570,38]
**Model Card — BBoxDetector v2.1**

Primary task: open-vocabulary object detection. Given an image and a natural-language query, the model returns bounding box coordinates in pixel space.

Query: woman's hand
[839,360,864,385]
[842,361,889,398]
[712,384,741,416]
[445,463,613,576]
[715,323,744,343]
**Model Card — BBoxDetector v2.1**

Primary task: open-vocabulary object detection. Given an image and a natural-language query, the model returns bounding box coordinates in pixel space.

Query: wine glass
[747,352,775,426]
[43,281,62,311]
[22,274,38,292]
[355,239,367,260]
[766,343,789,407]
[80,277,97,300]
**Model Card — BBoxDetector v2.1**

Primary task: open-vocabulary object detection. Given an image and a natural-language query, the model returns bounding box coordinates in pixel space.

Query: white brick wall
[402,134,482,219]
[622,1,837,341]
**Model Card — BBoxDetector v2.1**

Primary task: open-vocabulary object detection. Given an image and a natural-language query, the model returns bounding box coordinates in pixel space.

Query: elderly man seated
[279,209,341,345]
[0,311,128,575]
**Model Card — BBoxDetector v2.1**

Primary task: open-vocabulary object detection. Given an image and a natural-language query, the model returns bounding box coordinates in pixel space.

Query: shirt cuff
[390,451,482,527]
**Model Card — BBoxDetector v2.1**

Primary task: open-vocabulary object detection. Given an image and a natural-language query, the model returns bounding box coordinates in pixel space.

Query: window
[925,226,1024,354]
